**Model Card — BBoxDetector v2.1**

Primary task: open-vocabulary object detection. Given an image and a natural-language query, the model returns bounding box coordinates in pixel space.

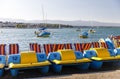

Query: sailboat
[88,28,96,33]
[79,31,89,38]
[59,24,61,29]
[36,5,51,37]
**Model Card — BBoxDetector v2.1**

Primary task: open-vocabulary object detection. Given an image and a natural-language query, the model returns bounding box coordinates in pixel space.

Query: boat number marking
[77,53,80,56]
[12,56,18,60]
[39,55,44,59]
[53,54,57,58]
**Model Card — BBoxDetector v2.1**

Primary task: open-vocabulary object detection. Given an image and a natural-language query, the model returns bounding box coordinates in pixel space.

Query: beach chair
[51,44,58,52]
[43,43,65,55]
[9,44,19,54]
[100,42,108,49]
[92,42,100,48]
[43,44,53,55]
[64,43,73,49]
[81,43,92,52]
[92,41,109,49]
[51,44,65,52]
[84,47,120,69]
[74,43,82,52]
[29,43,41,53]
[74,43,92,52]
[8,51,51,76]
[92,38,115,49]
[99,39,109,49]
[47,49,91,72]
[0,44,6,76]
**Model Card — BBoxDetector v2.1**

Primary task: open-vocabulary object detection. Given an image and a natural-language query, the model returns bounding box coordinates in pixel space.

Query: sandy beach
[0,62,120,79]
[40,70,120,79]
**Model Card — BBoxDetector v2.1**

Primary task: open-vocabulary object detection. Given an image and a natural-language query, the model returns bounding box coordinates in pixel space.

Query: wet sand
[0,63,120,79]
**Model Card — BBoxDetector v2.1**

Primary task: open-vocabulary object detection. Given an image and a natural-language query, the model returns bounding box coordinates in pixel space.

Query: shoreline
[0,26,120,29]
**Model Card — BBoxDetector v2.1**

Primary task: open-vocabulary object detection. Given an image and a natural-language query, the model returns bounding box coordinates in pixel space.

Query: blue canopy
[82,32,88,36]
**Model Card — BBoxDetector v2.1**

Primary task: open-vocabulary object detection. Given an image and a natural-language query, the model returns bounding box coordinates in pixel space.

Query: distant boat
[35,27,46,35]
[37,30,50,37]
[79,35,88,38]
[88,29,96,33]
[35,5,51,37]
[79,32,88,38]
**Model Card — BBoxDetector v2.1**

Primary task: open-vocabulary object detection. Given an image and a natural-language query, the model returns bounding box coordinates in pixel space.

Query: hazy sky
[0,0,120,23]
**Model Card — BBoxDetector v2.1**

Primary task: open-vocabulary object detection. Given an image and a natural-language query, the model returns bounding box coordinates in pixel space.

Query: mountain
[0,18,26,22]
[40,20,120,27]
[0,18,120,27]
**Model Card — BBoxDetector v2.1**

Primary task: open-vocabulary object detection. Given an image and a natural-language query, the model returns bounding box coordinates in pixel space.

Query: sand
[1,62,120,79]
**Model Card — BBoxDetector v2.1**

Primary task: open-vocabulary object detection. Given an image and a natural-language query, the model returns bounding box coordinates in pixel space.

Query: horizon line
[0,17,120,24]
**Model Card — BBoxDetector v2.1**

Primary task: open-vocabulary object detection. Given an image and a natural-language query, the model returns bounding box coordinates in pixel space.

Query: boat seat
[89,48,120,61]
[8,54,20,64]
[0,55,6,65]
[9,61,50,68]
[58,49,76,61]
[76,58,91,63]
[21,51,38,64]
[48,49,91,65]
[8,51,51,69]
[92,48,110,57]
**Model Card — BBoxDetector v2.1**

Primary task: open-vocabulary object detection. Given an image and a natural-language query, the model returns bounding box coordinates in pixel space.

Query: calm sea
[0,27,120,52]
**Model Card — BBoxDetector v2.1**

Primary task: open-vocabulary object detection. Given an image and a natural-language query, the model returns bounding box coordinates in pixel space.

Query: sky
[0,0,120,23]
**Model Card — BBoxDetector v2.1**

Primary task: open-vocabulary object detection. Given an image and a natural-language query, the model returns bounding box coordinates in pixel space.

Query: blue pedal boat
[8,51,51,76]
[48,49,91,73]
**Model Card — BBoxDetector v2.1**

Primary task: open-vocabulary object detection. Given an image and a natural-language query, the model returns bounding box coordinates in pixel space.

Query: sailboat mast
[41,5,46,27]
[45,13,47,27]
[59,24,61,29]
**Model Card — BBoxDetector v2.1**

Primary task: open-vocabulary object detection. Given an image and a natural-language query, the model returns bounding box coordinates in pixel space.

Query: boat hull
[37,35,50,37]
[88,29,96,33]
[80,35,88,38]
[37,31,50,37]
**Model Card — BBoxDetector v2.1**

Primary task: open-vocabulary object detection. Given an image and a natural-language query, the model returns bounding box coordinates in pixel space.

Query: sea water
[0,27,120,52]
